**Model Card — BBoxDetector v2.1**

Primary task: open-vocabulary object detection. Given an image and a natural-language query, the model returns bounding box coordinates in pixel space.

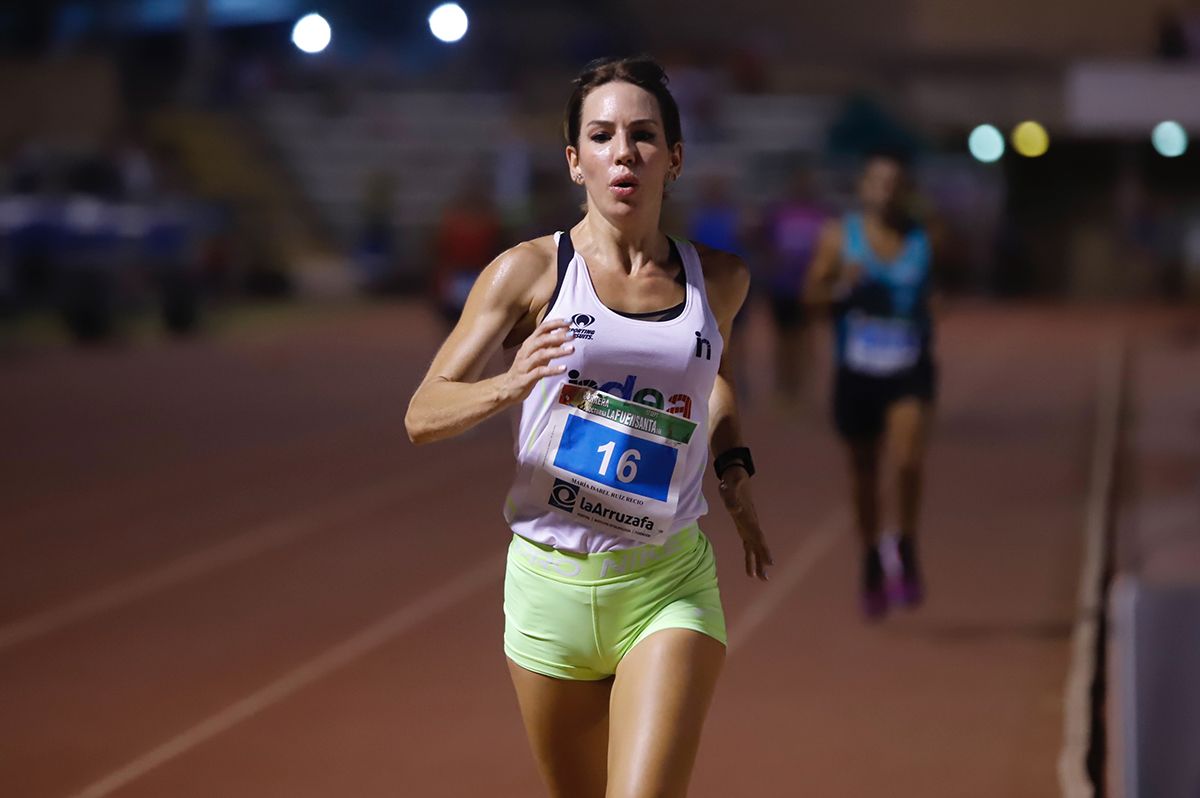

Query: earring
[573,172,584,184]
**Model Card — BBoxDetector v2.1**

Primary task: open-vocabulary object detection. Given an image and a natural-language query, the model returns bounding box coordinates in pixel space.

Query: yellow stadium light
[1012,121,1049,158]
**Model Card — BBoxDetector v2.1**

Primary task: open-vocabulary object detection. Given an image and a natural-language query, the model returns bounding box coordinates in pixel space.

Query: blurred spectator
[8,138,52,194]
[57,194,122,341]
[727,46,770,94]
[667,57,723,143]
[1180,204,1200,298]
[687,174,753,398]
[1157,6,1190,59]
[199,220,238,299]
[68,147,122,199]
[495,121,534,227]
[115,133,157,201]
[1185,0,1200,57]
[354,170,400,294]
[688,175,744,255]
[432,175,503,328]
[2,139,56,306]
[828,96,922,161]
[0,135,205,338]
[762,168,827,402]
[1114,166,1168,296]
[513,167,575,244]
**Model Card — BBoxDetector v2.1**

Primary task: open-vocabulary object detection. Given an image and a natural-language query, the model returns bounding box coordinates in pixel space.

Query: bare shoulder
[485,235,556,290]
[692,242,749,325]
[474,235,556,311]
[475,235,560,346]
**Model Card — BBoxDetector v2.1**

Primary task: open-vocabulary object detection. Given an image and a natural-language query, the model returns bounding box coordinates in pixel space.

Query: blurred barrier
[1111,581,1200,798]
[1067,63,1200,134]
[1107,332,1200,798]
[0,193,201,337]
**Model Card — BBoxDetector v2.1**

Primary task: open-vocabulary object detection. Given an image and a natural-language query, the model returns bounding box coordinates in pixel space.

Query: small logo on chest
[694,331,711,360]
[569,313,597,341]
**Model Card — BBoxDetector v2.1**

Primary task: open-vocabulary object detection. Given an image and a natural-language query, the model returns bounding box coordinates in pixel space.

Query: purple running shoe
[883,533,925,609]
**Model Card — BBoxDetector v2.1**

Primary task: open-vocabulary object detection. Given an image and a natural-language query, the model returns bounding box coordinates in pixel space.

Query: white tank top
[503,231,724,553]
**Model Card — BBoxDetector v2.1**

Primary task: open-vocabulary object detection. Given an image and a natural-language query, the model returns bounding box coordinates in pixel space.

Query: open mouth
[609,175,640,197]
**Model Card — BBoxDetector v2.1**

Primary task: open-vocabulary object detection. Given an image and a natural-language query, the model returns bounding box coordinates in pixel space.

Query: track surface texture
[1,300,1184,798]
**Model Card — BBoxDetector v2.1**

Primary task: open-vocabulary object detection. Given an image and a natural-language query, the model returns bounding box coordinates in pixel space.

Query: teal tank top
[834,213,933,375]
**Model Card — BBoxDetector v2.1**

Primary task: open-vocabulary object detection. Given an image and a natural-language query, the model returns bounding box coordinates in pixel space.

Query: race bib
[844,313,920,376]
[531,384,696,543]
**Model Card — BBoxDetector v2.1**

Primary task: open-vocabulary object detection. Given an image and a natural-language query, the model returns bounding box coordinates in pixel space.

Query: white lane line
[1058,337,1126,798]
[0,467,462,652]
[65,554,503,798]
[728,509,849,652]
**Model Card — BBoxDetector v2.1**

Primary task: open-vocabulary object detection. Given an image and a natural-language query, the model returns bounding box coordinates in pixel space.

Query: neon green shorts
[503,526,727,681]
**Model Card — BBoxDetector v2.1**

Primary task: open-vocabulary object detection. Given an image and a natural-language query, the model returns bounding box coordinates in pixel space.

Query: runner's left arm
[701,247,773,581]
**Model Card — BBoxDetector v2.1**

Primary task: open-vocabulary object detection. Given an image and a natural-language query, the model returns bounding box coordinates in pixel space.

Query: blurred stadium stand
[0,0,1197,320]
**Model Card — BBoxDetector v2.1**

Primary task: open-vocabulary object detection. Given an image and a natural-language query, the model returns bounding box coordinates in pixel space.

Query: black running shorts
[833,359,937,441]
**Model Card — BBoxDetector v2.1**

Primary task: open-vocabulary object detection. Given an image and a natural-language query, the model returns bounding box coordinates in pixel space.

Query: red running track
[0,301,1169,797]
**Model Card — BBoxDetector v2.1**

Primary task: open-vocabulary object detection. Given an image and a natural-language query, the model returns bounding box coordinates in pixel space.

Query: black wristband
[714,446,755,479]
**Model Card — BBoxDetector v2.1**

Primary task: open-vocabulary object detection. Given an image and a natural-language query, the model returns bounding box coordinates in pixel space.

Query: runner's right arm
[803,220,845,309]
[405,239,569,445]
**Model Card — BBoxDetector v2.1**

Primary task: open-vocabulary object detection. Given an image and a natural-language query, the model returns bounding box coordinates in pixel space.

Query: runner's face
[567,81,681,216]
[859,158,904,214]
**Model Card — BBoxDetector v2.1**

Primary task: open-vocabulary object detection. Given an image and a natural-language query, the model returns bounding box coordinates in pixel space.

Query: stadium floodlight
[292,13,331,54]
[968,124,1005,163]
[1011,121,1049,158]
[429,3,469,43]
[1152,121,1188,158]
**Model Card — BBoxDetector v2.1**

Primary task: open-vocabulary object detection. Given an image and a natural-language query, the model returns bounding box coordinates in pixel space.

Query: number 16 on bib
[535,384,697,542]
